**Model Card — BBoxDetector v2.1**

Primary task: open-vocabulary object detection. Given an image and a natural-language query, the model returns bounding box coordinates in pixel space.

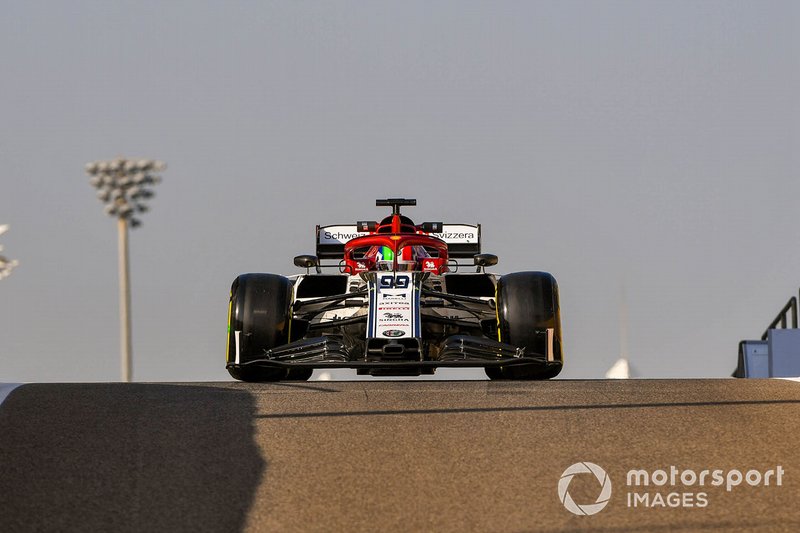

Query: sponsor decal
[319,226,362,245]
[382,292,409,300]
[369,272,419,340]
[324,231,360,241]
[439,231,476,241]
[437,224,479,244]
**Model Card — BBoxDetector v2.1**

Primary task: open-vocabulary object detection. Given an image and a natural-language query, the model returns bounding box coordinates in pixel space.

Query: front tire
[486,271,563,380]
[227,273,294,382]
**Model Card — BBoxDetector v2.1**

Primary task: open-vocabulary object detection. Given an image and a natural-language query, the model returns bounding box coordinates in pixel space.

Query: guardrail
[736,290,800,378]
[761,295,798,340]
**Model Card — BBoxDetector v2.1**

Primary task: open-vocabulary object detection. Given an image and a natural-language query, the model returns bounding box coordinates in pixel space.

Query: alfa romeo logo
[558,462,612,516]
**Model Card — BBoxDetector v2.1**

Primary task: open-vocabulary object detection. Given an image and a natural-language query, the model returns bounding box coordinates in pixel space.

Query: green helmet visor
[378,245,394,261]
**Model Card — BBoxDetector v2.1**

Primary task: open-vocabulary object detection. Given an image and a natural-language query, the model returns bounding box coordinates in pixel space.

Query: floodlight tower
[0,224,19,280]
[86,158,165,382]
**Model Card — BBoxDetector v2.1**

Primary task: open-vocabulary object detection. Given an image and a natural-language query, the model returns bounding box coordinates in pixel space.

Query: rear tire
[486,271,563,380]
[227,273,294,382]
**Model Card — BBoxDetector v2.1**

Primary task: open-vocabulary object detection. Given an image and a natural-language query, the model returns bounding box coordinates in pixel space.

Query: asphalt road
[1,379,799,532]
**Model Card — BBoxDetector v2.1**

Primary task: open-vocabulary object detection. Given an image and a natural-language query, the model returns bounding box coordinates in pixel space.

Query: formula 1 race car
[226,198,563,381]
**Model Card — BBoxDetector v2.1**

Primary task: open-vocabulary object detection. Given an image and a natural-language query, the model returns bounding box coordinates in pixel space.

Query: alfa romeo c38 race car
[226,198,563,381]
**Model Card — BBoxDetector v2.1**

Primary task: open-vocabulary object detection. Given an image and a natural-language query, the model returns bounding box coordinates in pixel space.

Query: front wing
[225,334,559,373]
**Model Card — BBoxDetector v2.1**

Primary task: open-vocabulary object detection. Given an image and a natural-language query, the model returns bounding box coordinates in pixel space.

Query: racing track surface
[1,379,799,532]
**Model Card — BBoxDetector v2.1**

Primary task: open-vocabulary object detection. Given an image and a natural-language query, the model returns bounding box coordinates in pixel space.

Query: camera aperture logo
[558,462,612,516]
[558,462,785,515]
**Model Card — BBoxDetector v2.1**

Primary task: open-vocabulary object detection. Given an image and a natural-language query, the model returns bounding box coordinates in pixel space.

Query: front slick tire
[227,273,304,382]
[486,271,563,380]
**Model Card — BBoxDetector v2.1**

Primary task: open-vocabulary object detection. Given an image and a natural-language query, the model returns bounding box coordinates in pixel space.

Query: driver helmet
[375,245,394,271]
[396,246,415,271]
[397,245,431,271]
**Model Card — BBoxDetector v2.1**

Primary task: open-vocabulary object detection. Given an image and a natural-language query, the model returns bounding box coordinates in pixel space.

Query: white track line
[0,383,22,407]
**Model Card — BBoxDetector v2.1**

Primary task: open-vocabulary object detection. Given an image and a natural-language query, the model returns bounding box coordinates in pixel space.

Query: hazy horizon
[1,1,797,382]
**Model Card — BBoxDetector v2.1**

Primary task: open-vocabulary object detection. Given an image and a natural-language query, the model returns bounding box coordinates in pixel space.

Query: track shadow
[0,383,264,533]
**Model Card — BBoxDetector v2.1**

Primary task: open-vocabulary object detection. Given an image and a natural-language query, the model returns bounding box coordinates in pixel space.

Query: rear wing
[316,224,481,259]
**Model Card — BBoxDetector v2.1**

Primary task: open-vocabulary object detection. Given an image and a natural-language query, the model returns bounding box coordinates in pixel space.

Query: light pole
[86,158,165,382]
[0,224,19,280]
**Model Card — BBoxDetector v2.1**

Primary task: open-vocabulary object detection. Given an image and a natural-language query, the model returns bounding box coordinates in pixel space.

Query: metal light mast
[86,158,165,382]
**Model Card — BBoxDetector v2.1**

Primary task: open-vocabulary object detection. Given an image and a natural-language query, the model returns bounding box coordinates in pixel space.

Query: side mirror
[474,253,498,272]
[357,221,377,232]
[294,254,321,274]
